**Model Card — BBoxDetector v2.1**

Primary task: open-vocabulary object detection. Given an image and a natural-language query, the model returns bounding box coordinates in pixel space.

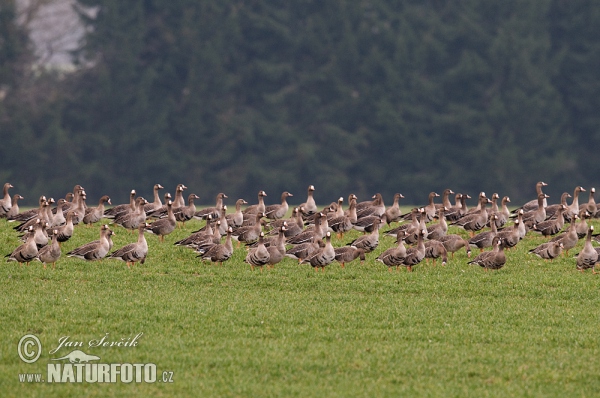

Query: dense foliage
[1,0,600,204]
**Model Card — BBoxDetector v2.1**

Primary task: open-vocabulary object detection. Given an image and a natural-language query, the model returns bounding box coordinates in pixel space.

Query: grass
[1,212,600,397]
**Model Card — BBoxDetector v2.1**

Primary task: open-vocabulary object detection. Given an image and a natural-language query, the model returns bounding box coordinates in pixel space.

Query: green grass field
[1,213,600,397]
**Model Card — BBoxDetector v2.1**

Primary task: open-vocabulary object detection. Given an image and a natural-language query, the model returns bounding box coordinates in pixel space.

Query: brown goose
[145,200,176,242]
[334,246,366,268]
[264,191,293,220]
[402,229,427,272]
[384,207,419,237]
[301,232,335,272]
[286,212,325,245]
[298,185,317,219]
[521,193,549,229]
[404,208,428,245]
[174,216,217,248]
[550,214,578,256]
[4,194,23,219]
[347,218,382,253]
[0,182,13,216]
[48,211,75,245]
[576,226,598,273]
[245,232,270,271]
[269,207,304,238]
[424,240,448,266]
[50,198,67,227]
[445,193,471,221]
[5,226,38,266]
[105,190,136,219]
[377,231,408,271]
[468,236,506,270]
[197,227,234,266]
[576,209,591,239]
[266,225,287,268]
[544,192,571,220]
[70,190,88,225]
[529,241,563,261]
[329,198,357,239]
[172,184,187,208]
[232,212,264,245]
[357,193,386,219]
[194,192,228,220]
[35,229,61,268]
[515,181,548,213]
[496,218,522,249]
[532,205,567,236]
[243,190,267,215]
[383,193,405,225]
[578,187,597,218]
[143,184,165,214]
[468,214,498,252]
[451,194,491,237]
[285,235,324,263]
[173,193,200,227]
[436,189,455,211]
[215,205,229,236]
[426,207,448,240]
[422,192,440,223]
[83,195,111,225]
[113,197,148,232]
[109,223,150,267]
[67,225,114,261]
[193,221,224,253]
[30,219,50,248]
[11,195,46,225]
[566,186,586,221]
[225,199,247,228]
[493,195,511,229]
[436,234,472,259]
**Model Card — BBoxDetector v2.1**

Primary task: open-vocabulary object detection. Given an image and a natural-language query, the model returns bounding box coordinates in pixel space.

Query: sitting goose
[245,232,270,271]
[576,226,598,273]
[384,207,419,237]
[243,190,267,215]
[4,194,23,220]
[225,199,247,229]
[383,193,405,225]
[143,184,165,214]
[544,192,571,220]
[0,182,13,217]
[194,192,228,220]
[424,240,448,266]
[5,226,38,266]
[197,227,234,266]
[377,231,408,271]
[514,181,548,214]
[333,246,366,268]
[104,190,137,219]
[145,200,176,242]
[109,222,151,267]
[264,191,293,220]
[436,234,472,259]
[529,241,563,261]
[301,232,335,272]
[35,229,61,268]
[578,188,597,218]
[402,229,427,272]
[298,185,317,220]
[173,193,200,227]
[347,218,382,253]
[67,225,114,261]
[286,212,325,245]
[468,237,506,270]
[83,195,112,225]
[194,221,224,254]
[175,216,217,249]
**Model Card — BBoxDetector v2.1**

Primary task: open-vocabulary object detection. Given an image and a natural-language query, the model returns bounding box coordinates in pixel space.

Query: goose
[232,212,264,245]
[48,211,75,245]
[383,193,404,225]
[83,195,111,225]
[70,190,88,225]
[4,194,23,220]
[243,190,267,215]
[445,193,471,222]
[529,241,563,261]
[266,225,287,268]
[194,192,228,220]
[216,205,229,236]
[109,223,150,267]
[347,218,382,253]
[298,185,317,219]
[174,216,217,248]
[105,190,137,219]
[51,198,67,227]
[5,226,38,266]
[578,188,597,218]
[245,232,270,271]
[329,198,357,239]
[377,231,408,271]
[264,191,293,220]
[402,229,427,272]
[496,218,522,250]
[269,207,304,238]
[225,199,247,228]
[451,194,491,237]
[193,221,224,253]
[286,212,325,245]
[514,181,548,213]
[492,196,511,229]
[30,219,50,248]
[544,192,571,220]
[436,234,472,259]
[404,208,428,245]
[285,234,324,263]
[334,246,366,268]
[424,240,448,266]
[464,192,487,215]
[357,193,386,219]
[468,214,499,252]
[145,200,176,242]
[550,214,578,255]
[384,207,419,237]
[0,182,13,217]
[301,232,335,272]
[422,192,440,223]
[67,225,114,261]
[14,198,51,233]
[353,209,384,234]
[197,227,234,266]
[576,226,598,273]
[566,186,586,221]
[520,194,549,229]
[173,193,200,227]
[247,221,288,249]
[426,207,448,240]
[436,189,455,211]
[576,210,591,239]
[113,197,148,232]
[149,185,186,218]
[533,205,567,236]
[468,237,506,270]
[143,184,165,214]
[11,195,46,225]
[35,229,61,268]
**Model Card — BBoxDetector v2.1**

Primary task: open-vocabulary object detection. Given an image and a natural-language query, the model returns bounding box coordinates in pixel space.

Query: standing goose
[544,192,571,220]
[579,188,597,218]
[149,185,187,218]
[520,193,549,229]
[109,222,150,267]
[197,227,234,266]
[468,214,499,252]
[173,193,200,227]
[105,190,137,219]
[216,205,229,236]
[445,193,471,222]
[436,234,472,259]
[357,193,386,219]
[243,190,268,215]
[142,184,164,214]
[404,208,428,245]
[383,193,405,225]
[4,194,23,220]
[285,234,324,263]
[245,232,270,271]
[514,181,548,214]
[576,210,591,239]
[48,211,75,245]
[67,225,114,261]
[436,189,455,211]
[347,218,382,253]
[175,215,217,248]
[529,241,563,261]
[225,199,247,229]
[301,232,335,272]
[145,200,176,242]
[298,185,317,220]
[402,229,427,272]
[70,190,87,225]
[12,196,47,228]
[232,212,265,245]
[35,229,61,268]
[286,212,325,245]
[496,218,522,250]
[334,246,366,268]
[384,207,419,237]
[424,240,448,266]
[266,225,287,268]
[194,192,228,220]
[269,207,304,238]
[113,197,148,232]
[426,207,448,240]
[329,198,357,239]
[377,231,408,271]
[0,182,13,217]
[451,194,491,237]
[566,186,586,221]
[50,198,67,227]
[264,191,293,220]
[576,226,598,273]
[5,226,38,266]
[422,192,440,223]
[533,205,567,237]
[28,219,49,248]
[83,195,112,226]
[493,196,511,229]
[193,221,224,253]
[468,236,506,270]
[550,214,578,256]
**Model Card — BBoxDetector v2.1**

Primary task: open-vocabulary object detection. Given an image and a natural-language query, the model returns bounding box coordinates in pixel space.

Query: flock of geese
[2,181,600,273]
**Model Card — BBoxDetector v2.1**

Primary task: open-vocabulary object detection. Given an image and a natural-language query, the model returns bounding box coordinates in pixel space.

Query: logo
[18,334,42,363]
